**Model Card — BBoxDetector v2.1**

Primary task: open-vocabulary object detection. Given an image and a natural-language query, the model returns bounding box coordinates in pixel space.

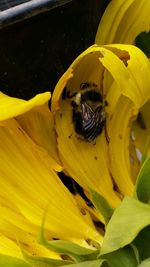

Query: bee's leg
[62,87,77,100]
[104,100,108,106]
[80,82,98,90]
[68,92,77,99]
[80,82,91,89]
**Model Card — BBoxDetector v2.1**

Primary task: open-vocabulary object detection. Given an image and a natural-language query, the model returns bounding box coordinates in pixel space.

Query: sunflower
[0,0,150,266]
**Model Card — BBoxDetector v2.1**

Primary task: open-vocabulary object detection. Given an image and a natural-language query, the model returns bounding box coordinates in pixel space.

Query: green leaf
[61,259,108,267]
[134,155,150,203]
[138,258,150,267]
[100,246,138,267]
[130,244,140,264]
[38,211,100,262]
[22,249,72,267]
[135,31,150,58]
[0,255,31,267]
[100,196,150,255]
[133,226,150,261]
[90,188,114,224]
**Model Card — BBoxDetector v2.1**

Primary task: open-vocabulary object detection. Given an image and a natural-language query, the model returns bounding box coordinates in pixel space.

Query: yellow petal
[0,195,59,259]
[0,218,60,259]
[51,45,107,112]
[108,96,135,195]
[99,45,150,191]
[99,45,150,109]
[130,101,150,182]
[0,91,62,171]
[95,0,150,44]
[98,46,131,114]
[16,104,62,171]
[52,45,128,208]
[0,236,23,259]
[52,43,150,205]
[55,108,119,207]
[132,102,150,155]
[101,45,150,195]
[74,194,105,224]
[0,91,50,121]
[52,67,73,111]
[0,118,102,245]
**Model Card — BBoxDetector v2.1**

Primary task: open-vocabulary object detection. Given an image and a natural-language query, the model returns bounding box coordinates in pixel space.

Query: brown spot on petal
[21,242,30,248]
[61,255,72,261]
[119,134,122,140]
[68,133,73,139]
[80,208,86,215]
[86,239,101,249]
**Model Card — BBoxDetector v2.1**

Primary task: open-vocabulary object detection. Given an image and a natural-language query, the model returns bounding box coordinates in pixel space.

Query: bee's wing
[81,103,93,121]
[86,109,104,141]
[81,104,104,142]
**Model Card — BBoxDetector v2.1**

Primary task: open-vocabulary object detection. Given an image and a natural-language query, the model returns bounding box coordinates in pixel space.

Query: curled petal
[100,45,150,109]
[52,43,150,204]
[108,96,135,195]
[102,46,150,195]
[95,0,150,44]
[52,45,131,207]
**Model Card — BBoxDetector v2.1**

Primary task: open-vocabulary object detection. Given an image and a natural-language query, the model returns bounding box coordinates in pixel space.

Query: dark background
[0,0,110,99]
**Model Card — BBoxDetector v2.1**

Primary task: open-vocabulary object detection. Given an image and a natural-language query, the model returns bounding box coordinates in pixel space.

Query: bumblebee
[70,82,107,142]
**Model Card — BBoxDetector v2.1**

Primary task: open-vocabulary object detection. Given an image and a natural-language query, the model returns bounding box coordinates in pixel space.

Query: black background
[0,0,110,99]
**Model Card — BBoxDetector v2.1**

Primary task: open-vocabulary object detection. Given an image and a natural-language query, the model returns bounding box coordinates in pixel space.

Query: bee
[70,82,108,142]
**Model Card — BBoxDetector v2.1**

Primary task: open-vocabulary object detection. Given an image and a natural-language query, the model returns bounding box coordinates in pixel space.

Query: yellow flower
[52,43,150,202]
[0,92,102,265]
[95,0,150,45]
[0,0,149,265]
[95,0,150,189]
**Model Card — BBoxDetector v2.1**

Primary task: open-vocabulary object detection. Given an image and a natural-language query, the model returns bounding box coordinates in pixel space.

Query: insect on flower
[62,82,108,142]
